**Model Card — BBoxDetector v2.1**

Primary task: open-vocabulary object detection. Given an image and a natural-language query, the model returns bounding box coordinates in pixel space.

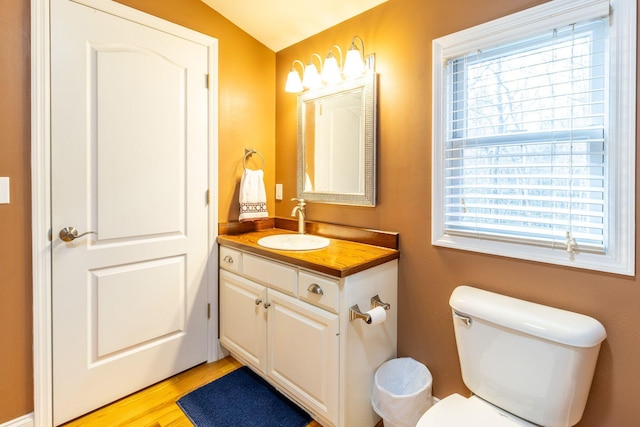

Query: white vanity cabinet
[219,267,340,423]
[219,242,398,427]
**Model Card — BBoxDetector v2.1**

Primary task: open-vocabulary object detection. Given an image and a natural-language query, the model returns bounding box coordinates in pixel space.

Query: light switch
[0,177,9,204]
[275,184,283,201]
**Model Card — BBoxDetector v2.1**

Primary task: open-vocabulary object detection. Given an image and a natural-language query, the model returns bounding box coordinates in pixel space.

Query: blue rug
[177,366,312,427]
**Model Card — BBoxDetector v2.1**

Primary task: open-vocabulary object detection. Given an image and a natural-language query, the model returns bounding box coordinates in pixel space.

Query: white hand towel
[239,169,268,222]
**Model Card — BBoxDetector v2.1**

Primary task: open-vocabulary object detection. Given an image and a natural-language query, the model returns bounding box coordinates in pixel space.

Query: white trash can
[371,357,433,427]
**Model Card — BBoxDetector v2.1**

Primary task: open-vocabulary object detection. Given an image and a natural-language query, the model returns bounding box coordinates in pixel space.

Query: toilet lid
[416,394,528,427]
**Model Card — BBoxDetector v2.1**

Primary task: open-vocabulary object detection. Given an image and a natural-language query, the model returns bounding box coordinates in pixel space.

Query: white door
[50,0,214,424]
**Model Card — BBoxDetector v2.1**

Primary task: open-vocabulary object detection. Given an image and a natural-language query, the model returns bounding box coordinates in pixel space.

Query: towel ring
[243,148,265,171]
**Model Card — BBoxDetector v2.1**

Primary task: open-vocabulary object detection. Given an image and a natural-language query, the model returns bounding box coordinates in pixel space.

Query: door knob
[59,226,97,242]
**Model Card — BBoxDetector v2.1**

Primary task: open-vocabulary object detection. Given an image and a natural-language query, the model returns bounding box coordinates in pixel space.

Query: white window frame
[431,0,636,276]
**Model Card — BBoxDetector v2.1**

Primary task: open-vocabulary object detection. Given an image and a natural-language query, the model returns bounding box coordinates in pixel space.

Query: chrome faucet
[291,198,306,234]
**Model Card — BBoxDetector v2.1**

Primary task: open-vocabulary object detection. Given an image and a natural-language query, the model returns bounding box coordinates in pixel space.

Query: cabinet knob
[263,302,271,309]
[255,298,262,305]
[307,283,324,295]
[223,255,234,264]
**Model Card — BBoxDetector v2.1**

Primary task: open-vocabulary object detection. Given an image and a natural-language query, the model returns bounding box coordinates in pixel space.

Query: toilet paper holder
[350,295,391,324]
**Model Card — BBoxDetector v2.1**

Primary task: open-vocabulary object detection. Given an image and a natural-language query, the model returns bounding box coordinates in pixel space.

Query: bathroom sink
[257,234,330,251]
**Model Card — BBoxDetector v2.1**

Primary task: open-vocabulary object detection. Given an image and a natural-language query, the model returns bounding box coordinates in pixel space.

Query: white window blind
[444,18,608,253]
[432,0,636,275]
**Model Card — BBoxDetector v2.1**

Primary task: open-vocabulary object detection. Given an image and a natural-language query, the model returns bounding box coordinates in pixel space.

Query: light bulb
[322,54,341,84]
[302,63,322,89]
[285,68,303,93]
[344,47,365,78]
[285,60,305,93]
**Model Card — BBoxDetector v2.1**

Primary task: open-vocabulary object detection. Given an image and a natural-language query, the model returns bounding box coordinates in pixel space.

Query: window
[432,0,636,275]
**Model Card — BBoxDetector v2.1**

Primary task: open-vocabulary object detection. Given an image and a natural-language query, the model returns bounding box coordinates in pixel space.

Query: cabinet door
[219,270,267,373]
[267,289,340,425]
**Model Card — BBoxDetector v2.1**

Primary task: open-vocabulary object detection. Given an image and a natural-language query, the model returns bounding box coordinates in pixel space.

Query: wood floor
[61,356,323,427]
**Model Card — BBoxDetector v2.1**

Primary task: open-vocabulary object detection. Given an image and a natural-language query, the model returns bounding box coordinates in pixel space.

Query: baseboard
[0,413,34,427]
[217,340,230,359]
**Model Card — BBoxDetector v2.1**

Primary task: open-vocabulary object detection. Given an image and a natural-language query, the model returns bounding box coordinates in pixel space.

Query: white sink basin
[257,234,330,251]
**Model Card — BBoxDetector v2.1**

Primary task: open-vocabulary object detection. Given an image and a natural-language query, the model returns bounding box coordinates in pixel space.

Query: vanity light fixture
[343,36,366,79]
[321,45,343,85]
[302,53,323,89]
[286,36,372,93]
[285,59,305,93]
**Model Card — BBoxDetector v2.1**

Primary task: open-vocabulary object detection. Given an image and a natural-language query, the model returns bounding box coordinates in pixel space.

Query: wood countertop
[217,228,400,278]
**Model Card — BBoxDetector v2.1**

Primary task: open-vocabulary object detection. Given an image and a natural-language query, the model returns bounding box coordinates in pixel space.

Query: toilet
[417,285,607,427]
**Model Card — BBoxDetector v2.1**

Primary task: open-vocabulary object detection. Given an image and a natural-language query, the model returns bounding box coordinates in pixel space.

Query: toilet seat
[416,394,535,427]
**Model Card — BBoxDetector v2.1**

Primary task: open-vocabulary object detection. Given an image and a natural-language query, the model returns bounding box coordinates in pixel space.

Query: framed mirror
[297,71,377,206]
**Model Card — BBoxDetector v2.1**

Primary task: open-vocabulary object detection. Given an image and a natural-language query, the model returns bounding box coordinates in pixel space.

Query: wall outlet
[275,184,283,201]
[0,177,9,204]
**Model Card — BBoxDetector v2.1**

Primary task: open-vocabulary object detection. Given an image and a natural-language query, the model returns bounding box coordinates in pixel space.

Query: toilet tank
[449,286,606,427]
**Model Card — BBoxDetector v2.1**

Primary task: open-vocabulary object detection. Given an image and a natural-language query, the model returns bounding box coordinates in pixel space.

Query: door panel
[51,0,213,423]
[267,289,340,425]
[219,270,268,372]
[92,256,186,358]
[95,45,186,239]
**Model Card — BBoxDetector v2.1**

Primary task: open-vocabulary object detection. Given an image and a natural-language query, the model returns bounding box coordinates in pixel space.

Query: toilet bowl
[412,286,606,427]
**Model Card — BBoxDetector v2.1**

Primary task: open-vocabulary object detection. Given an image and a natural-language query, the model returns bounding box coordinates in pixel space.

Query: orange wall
[276,0,640,426]
[0,0,33,422]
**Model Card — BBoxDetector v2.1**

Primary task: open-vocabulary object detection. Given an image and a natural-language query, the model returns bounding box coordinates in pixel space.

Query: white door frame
[30,1,219,425]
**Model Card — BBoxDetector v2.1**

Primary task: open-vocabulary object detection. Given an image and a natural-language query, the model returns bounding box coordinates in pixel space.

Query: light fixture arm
[291,59,304,73]
[308,53,323,69]
[326,44,343,68]
[351,35,365,56]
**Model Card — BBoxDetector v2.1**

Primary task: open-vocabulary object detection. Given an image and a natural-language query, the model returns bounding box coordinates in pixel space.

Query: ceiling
[200,0,388,52]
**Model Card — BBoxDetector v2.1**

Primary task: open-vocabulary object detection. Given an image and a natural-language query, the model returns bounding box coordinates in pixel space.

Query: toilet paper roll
[367,306,387,326]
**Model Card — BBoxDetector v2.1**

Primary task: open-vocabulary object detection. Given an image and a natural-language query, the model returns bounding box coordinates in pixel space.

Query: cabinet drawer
[299,271,339,313]
[220,246,241,272]
[243,253,298,296]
